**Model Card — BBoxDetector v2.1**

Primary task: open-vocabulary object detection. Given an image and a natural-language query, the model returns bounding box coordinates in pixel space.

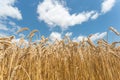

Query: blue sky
[0,0,120,43]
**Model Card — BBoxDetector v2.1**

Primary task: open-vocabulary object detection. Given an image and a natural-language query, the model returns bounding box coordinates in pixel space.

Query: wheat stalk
[109,27,120,36]
[27,29,38,38]
[0,29,120,80]
[0,36,14,41]
[10,65,31,80]
[16,27,29,34]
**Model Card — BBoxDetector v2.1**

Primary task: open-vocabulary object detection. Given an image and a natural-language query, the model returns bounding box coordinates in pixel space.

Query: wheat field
[0,28,120,80]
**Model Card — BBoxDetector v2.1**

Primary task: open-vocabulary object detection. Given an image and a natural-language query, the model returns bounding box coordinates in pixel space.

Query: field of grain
[0,28,120,80]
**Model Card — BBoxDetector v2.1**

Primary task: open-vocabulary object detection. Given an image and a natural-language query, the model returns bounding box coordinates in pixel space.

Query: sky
[0,0,120,43]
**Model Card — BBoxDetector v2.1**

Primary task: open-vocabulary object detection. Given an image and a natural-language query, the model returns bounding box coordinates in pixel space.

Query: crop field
[0,28,120,80]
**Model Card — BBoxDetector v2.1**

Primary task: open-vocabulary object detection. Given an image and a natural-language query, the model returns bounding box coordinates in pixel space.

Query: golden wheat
[16,27,29,34]
[0,36,14,41]
[0,29,120,80]
[109,26,120,36]
[27,29,38,38]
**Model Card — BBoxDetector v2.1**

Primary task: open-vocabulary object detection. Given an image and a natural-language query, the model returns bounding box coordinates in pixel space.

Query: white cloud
[65,32,72,37]
[0,0,23,37]
[8,21,21,34]
[73,32,107,42]
[37,0,96,30]
[19,33,25,38]
[49,32,62,42]
[101,0,116,13]
[0,0,22,20]
[90,32,107,41]
[0,20,22,37]
[73,36,88,42]
[48,32,107,42]
[0,32,8,37]
[0,23,9,30]
[12,38,29,48]
[37,0,116,30]
[9,21,16,26]
[49,32,72,42]
[91,12,99,20]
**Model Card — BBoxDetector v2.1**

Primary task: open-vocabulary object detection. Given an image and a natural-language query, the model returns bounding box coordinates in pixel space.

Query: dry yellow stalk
[27,29,38,38]
[0,40,12,49]
[16,27,29,34]
[0,53,5,62]
[10,65,31,80]
[30,33,35,38]
[87,37,96,48]
[0,36,14,41]
[109,27,120,36]
[111,42,120,48]
[0,30,120,80]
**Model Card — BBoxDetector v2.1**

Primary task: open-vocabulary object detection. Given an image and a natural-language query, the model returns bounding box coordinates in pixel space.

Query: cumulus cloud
[49,32,73,42]
[90,32,107,41]
[0,20,25,40]
[0,32,8,37]
[37,0,96,30]
[49,31,107,42]
[0,20,22,37]
[37,0,116,30]
[0,23,9,30]
[101,0,116,13]
[0,0,23,37]
[0,0,22,20]
[8,21,21,34]
[73,32,107,42]
[49,32,62,42]
[91,12,99,20]
[65,32,73,37]
[73,36,88,42]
